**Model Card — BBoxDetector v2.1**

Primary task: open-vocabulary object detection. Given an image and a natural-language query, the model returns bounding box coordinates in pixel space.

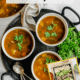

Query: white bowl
[31,51,62,80]
[36,13,68,46]
[1,27,35,60]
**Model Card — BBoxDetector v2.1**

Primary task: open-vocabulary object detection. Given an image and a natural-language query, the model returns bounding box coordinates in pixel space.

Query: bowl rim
[1,27,35,60]
[31,51,62,80]
[0,4,26,19]
[36,13,68,46]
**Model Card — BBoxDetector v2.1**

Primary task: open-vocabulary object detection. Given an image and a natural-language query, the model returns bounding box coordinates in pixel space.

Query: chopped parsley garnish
[14,35,23,50]
[43,57,55,72]
[51,32,57,36]
[47,25,53,30]
[14,35,18,41]
[45,22,57,37]
[43,68,48,72]
[50,59,55,63]
[45,32,50,37]
[53,24,57,26]
[47,23,57,30]
[45,57,55,64]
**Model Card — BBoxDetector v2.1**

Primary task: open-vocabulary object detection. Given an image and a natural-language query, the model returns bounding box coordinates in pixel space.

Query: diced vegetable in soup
[37,16,65,44]
[4,29,33,58]
[34,53,60,80]
[0,0,24,17]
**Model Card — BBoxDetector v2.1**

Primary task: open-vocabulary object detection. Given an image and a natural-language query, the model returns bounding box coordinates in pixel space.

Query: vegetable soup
[0,0,24,17]
[4,29,33,58]
[37,16,65,44]
[33,53,60,80]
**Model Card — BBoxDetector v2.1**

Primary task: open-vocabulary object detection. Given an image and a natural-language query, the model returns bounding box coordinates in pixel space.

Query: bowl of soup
[31,51,62,80]
[0,0,25,18]
[36,13,68,46]
[2,27,35,60]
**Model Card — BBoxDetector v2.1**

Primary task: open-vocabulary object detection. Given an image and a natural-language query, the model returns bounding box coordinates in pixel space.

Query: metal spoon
[13,62,32,80]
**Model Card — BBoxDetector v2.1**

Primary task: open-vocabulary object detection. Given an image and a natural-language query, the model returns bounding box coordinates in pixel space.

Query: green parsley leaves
[45,57,55,64]
[14,35,23,50]
[14,35,18,41]
[47,24,57,30]
[58,27,80,59]
[43,68,48,72]
[43,57,55,72]
[51,33,57,36]
[47,25,53,30]
[45,32,57,37]
[45,32,50,37]
[45,22,57,38]
[53,24,57,26]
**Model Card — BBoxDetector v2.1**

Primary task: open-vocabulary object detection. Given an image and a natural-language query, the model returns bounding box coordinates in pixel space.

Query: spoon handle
[23,73,33,80]
[22,75,26,80]
[20,74,23,80]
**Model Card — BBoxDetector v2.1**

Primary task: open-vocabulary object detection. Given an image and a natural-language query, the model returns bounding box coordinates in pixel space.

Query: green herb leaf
[58,26,80,60]
[45,57,50,64]
[53,24,57,26]
[47,25,53,30]
[45,57,55,64]
[45,32,50,37]
[43,68,48,72]
[51,33,57,36]
[17,43,22,50]
[50,59,55,63]
[14,35,23,50]
[14,35,18,41]
[78,55,80,58]
[18,35,23,40]
[19,40,23,44]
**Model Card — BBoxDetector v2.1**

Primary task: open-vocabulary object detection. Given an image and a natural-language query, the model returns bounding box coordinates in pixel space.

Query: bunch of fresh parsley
[58,26,80,60]
[14,35,23,50]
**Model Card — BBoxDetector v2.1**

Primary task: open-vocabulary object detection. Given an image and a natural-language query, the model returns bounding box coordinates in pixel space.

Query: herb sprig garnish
[44,22,57,37]
[14,35,23,50]
[51,33,57,37]
[45,57,55,64]
[43,57,55,72]
[45,32,50,37]
[47,23,57,30]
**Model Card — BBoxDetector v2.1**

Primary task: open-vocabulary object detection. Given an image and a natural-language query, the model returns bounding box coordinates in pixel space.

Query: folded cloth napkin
[21,4,43,31]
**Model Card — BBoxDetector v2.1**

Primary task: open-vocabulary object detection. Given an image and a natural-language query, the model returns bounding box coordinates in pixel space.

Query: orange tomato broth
[37,16,65,44]
[0,0,24,17]
[33,53,60,80]
[4,29,33,58]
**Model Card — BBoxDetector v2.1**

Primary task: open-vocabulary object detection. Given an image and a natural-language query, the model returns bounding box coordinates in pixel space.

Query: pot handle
[1,71,12,80]
[62,6,80,26]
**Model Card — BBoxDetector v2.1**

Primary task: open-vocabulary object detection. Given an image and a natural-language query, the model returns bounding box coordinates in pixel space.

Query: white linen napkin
[21,4,43,31]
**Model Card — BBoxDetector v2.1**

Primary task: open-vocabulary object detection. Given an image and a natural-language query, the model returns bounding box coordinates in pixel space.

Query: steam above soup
[37,16,65,44]
[4,29,33,58]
